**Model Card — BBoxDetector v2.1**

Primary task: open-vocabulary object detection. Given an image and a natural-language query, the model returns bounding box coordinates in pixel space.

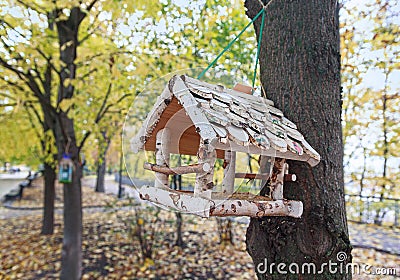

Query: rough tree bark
[95,157,106,193]
[39,22,57,235]
[57,113,83,280]
[244,1,351,279]
[374,71,390,225]
[55,7,86,280]
[41,162,56,235]
[95,132,111,193]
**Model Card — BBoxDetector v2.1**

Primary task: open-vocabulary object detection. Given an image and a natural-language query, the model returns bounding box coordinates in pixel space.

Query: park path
[0,175,148,219]
[348,221,400,255]
[1,176,399,256]
[81,175,142,200]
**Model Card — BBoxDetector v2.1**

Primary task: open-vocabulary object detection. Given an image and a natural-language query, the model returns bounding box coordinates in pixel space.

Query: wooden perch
[138,186,303,218]
[138,185,211,218]
[284,174,297,182]
[235,173,270,180]
[143,162,210,175]
[210,199,303,218]
[235,173,296,182]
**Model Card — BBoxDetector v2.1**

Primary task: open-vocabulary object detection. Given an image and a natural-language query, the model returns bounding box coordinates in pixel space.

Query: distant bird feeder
[130,75,320,218]
[58,154,73,184]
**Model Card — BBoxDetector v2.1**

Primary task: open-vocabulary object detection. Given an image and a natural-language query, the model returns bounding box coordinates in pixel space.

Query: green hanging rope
[197,8,264,80]
[251,9,265,93]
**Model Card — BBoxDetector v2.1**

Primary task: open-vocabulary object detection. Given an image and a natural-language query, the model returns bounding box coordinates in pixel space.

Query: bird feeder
[130,75,320,218]
[58,154,73,184]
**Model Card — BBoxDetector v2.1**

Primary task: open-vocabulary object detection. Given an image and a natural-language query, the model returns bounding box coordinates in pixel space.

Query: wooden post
[222,150,236,195]
[270,157,286,200]
[194,139,215,199]
[155,128,170,189]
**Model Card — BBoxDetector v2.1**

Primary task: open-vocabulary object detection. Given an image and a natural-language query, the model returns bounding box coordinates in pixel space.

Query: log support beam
[144,162,210,175]
[138,186,303,218]
[210,199,303,218]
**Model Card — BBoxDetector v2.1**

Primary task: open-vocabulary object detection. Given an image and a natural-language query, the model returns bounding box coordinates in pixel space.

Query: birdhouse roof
[131,75,320,166]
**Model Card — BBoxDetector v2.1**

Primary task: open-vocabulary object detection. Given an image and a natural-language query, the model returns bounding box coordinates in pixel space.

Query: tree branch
[26,102,44,127]
[16,0,47,14]
[0,103,17,107]
[78,24,101,45]
[0,77,25,93]
[77,50,135,68]
[78,131,91,152]
[25,105,45,146]
[79,68,97,81]
[78,10,102,45]
[100,93,132,119]
[35,48,60,75]
[0,56,28,78]
[94,83,112,123]
[85,0,100,14]
[0,56,57,114]
[32,60,45,88]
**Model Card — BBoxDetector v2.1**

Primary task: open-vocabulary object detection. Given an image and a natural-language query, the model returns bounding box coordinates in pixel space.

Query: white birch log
[130,84,173,153]
[210,199,303,218]
[194,139,215,199]
[144,162,210,175]
[155,128,170,189]
[138,185,211,218]
[222,150,236,195]
[270,157,286,200]
[233,172,295,181]
[138,186,302,218]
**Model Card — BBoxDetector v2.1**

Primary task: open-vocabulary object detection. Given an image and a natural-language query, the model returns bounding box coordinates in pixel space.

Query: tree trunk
[244,1,351,279]
[57,118,83,280]
[41,162,56,235]
[374,73,389,226]
[60,159,83,280]
[217,218,234,246]
[95,134,111,193]
[173,174,184,247]
[57,114,83,280]
[359,147,367,222]
[175,212,184,247]
[95,159,106,193]
[55,8,86,279]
